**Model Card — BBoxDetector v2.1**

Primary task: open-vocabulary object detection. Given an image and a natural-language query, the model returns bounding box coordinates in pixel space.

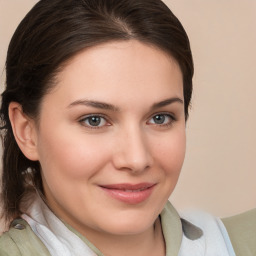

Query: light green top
[222,208,256,256]
[0,203,255,256]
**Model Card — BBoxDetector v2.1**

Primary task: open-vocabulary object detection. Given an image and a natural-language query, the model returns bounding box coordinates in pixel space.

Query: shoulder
[222,208,256,256]
[0,231,21,256]
[0,218,51,256]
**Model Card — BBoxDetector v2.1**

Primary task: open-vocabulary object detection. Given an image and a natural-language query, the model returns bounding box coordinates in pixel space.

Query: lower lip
[100,185,155,204]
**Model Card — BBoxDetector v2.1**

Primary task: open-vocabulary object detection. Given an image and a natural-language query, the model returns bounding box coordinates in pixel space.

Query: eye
[80,115,109,128]
[147,113,174,126]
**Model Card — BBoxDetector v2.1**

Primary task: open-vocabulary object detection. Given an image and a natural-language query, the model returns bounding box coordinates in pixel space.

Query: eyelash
[79,112,176,129]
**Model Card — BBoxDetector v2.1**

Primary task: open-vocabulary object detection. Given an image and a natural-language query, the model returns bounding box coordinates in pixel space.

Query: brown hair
[0,0,193,222]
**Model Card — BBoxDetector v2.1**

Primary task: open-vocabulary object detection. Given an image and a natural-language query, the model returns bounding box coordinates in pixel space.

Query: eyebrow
[68,99,119,111]
[151,97,184,110]
[68,97,183,111]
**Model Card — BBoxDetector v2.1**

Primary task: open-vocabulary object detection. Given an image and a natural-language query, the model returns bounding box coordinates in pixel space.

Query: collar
[160,201,203,256]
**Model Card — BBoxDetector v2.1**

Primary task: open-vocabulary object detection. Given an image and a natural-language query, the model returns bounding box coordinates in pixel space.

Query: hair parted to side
[0,0,193,222]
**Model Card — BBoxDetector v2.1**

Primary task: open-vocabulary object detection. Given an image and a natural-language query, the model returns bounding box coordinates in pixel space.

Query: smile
[99,183,156,204]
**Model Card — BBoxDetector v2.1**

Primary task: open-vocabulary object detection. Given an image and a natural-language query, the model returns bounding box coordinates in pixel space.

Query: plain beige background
[0,0,255,222]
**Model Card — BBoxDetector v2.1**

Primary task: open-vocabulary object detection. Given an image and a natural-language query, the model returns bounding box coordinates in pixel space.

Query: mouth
[99,183,156,204]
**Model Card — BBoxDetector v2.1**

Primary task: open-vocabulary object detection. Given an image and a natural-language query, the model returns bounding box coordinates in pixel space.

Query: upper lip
[99,183,155,190]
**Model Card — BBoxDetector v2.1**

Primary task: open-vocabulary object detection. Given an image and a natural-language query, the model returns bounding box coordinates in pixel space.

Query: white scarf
[22,195,236,256]
[22,195,97,256]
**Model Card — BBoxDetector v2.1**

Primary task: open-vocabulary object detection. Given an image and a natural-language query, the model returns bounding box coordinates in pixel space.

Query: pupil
[89,116,101,126]
[154,115,165,124]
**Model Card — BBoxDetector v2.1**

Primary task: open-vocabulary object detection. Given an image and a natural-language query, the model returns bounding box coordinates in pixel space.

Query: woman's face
[33,40,185,238]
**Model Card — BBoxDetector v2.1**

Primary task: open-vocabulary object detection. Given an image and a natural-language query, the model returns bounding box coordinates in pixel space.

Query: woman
[0,0,255,255]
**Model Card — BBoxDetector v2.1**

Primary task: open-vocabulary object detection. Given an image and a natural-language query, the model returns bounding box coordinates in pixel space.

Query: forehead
[43,40,183,108]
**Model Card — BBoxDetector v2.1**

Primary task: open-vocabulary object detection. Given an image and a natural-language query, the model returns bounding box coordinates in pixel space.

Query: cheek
[37,129,111,184]
[38,132,112,212]
[153,128,186,176]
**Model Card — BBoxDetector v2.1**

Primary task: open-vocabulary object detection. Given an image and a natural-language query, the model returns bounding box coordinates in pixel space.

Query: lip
[99,183,156,204]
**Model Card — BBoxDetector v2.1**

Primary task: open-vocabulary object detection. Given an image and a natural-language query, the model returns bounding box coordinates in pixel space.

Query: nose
[112,125,153,174]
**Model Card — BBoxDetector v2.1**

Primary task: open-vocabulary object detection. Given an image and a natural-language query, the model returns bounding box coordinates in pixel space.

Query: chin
[98,208,159,235]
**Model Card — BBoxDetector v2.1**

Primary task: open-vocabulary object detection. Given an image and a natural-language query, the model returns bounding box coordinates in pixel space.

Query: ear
[8,102,39,161]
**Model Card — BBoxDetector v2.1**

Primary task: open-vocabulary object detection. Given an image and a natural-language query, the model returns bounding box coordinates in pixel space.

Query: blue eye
[148,114,174,125]
[80,115,108,128]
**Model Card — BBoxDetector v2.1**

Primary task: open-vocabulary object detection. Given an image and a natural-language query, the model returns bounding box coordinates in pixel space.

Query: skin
[10,40,186,256]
